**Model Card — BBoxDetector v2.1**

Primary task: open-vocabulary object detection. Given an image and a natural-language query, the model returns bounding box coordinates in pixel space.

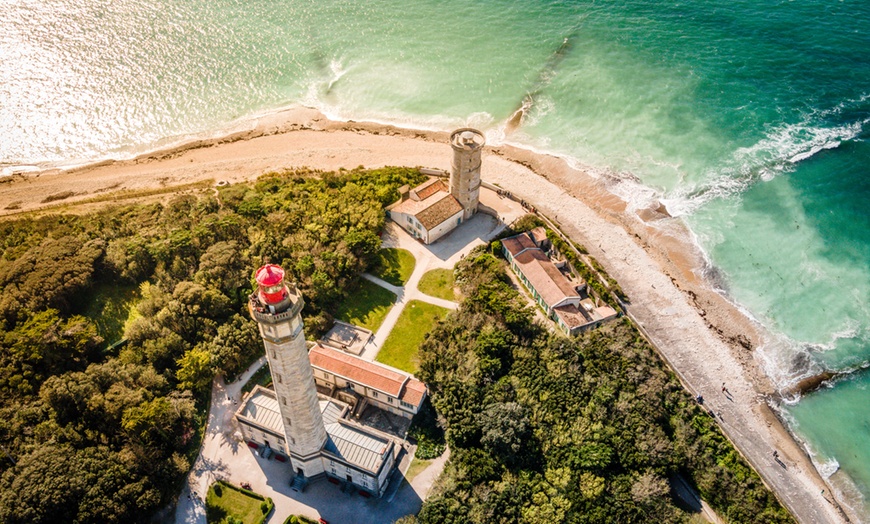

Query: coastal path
[484,158,849,524]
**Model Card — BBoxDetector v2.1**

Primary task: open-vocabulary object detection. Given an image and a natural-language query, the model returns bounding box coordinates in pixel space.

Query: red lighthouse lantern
[255,264,289,305]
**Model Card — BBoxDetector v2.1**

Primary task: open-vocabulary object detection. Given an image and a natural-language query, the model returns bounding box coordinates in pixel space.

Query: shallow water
[3,0,869,516]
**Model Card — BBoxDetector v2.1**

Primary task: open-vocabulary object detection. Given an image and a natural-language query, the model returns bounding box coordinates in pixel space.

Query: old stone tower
[449,127,485,220]
[248,264,327,478]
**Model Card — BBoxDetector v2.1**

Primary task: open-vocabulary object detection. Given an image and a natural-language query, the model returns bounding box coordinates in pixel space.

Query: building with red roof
[502,227,618,334]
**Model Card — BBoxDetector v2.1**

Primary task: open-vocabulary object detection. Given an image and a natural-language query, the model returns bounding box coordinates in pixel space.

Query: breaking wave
[662,96,870,217]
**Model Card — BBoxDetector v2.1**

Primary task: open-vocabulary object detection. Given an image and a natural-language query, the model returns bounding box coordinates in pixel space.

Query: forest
[409,246,793,524]
[0,167,424,523]
[0,165,792,523]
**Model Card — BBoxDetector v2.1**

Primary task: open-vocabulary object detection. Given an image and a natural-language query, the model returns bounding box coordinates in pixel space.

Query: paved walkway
[358,189,526,361]
[484,166,847,524]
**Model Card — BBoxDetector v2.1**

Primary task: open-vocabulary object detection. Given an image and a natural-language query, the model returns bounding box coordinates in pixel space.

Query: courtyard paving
[174,357,449,524]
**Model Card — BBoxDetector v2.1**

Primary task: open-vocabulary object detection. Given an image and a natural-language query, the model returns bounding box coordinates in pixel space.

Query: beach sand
[0,106,855,523]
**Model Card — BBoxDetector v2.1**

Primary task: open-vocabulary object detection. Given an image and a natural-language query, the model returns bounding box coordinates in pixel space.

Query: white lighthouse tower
[449,127,485,220]
[248,264,326,478]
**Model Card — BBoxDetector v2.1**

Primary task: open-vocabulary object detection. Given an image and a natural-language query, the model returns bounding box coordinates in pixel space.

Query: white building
[237,264,409,497]
[236,386,396,497]
[310,342,427,420]
[386,128,486,244]
[387,178,465,244]
[502,227,618,334]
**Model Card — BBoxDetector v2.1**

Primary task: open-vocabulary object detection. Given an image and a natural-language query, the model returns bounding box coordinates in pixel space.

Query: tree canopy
[0,166,424,523]
[415,247,793,524]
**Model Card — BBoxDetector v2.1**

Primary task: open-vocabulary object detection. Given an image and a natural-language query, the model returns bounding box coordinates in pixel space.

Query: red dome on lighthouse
[255,264,289,305]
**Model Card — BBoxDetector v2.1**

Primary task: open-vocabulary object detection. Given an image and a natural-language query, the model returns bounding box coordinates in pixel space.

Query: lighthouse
[449,127,485,220]
[248,264,327,478]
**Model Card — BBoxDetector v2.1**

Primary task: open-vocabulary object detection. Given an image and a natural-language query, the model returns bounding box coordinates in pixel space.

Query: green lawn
[241,364,272,395]
[377,300,450,373]
[417,268,457,301]
[373,248,416,286]
[206,481,272,524]
[334,279,397,332]
[405,457,433,483]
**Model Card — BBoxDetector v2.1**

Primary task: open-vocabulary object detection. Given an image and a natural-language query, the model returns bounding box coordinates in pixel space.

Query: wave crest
[663,96,869,217]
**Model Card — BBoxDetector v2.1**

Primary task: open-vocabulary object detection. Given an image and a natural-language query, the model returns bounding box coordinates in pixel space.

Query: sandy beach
[0,106,856,523]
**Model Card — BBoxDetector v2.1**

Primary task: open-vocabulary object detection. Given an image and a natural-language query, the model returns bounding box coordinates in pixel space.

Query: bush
[284,515,318,524]
[413,249,791,523]
[408,398,446,459]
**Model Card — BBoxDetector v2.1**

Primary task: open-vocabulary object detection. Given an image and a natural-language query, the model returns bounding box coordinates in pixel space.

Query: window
[281,396,287,406]
[277,373,283,384]
[400,400,415,410]
[371,391,378,399]
[347,383,355,390]
[285,417,292,426]
[387,397,393,404]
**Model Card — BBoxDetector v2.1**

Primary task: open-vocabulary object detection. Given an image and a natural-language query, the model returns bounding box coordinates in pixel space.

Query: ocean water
[3,0,869,517]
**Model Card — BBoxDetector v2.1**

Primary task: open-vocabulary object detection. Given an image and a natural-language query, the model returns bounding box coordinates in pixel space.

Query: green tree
[0,236,104,323]
[121,392,194,451]
[0,444,155,524]
[194,241,249,303]
[176,345,214,392]
[478,402,531,468]
[0,310,102,396]
[207,314,262,377]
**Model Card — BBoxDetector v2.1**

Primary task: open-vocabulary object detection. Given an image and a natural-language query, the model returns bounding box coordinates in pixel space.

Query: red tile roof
[553,304,592,328]
[388,178,463,231]
[309,344,427,407]
[502,234,537,257]
[413,179,448,200]
[529,227,548,246]
[415,194,463,230]
[513,248,580,307]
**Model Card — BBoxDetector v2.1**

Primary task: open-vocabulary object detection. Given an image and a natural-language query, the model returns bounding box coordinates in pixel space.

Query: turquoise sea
[3,0,869,517]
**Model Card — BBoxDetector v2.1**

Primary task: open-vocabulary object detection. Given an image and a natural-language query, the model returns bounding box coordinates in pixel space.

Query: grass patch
[78,281,142,347]
[405,458,432,483]
[241,364,272,395]
[417,268,456,301]
[373,248,416,286]
[206,481,273,524]
[377,301,449,373]
[334,279,396,332]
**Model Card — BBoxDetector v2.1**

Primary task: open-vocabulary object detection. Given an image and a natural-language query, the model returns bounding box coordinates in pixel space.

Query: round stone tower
[249,264,326,478]
[449,128,485,220]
